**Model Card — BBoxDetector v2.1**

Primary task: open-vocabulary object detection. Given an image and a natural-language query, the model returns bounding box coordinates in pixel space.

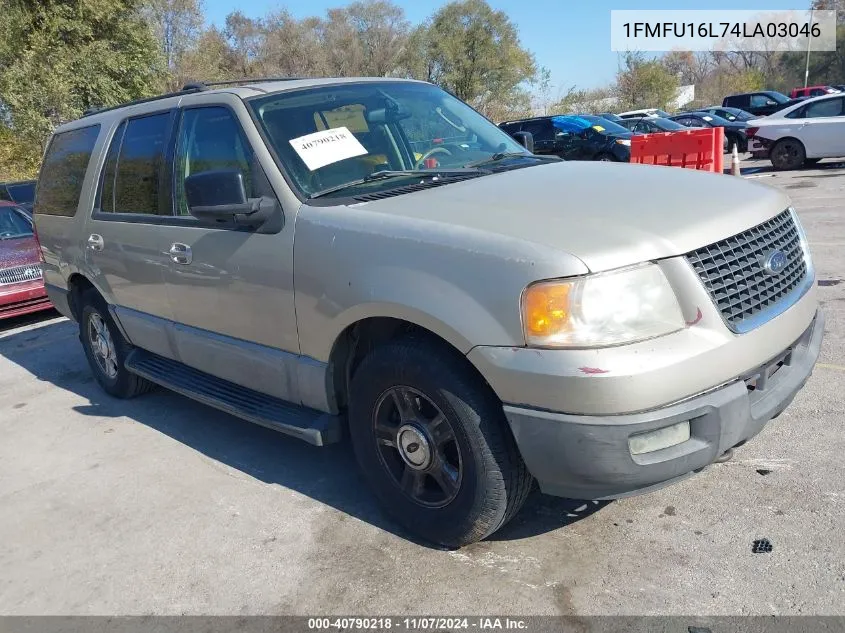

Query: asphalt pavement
[0,157,843,616]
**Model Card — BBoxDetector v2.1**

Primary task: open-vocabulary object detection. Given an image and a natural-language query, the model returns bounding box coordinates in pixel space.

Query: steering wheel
[415,146,453,169]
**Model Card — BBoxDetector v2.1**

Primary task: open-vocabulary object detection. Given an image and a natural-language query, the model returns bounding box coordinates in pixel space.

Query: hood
[0,235,40,270]
[353,161,790,272]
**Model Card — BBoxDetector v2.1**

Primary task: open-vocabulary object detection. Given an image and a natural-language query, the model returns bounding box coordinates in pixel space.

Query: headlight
[789,206,812,269]
[615,139,631,146]
[521,264,684,348]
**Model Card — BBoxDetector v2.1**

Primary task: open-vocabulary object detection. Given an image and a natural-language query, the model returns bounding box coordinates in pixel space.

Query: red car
[0,201,52,319]
[789,85,841,98]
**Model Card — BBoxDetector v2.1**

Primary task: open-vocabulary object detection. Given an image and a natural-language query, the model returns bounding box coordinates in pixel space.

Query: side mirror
[184,169,271,227]
[511,131,534,152]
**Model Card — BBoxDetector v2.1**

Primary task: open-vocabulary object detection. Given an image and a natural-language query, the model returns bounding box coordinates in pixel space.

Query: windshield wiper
[464,152,558,168]
[309,168,487,199]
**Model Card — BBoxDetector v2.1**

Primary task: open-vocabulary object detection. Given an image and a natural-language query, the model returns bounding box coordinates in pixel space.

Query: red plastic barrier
[630,127,724,174]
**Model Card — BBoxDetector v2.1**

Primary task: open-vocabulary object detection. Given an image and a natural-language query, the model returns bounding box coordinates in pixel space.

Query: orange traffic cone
[731,145,741,176]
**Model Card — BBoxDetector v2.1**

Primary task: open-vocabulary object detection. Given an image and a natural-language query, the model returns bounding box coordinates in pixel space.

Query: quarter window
[34,125,100,217]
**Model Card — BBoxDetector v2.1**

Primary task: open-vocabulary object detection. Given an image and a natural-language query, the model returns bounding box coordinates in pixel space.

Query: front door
[85,112,177,359]
[160,98,301,404]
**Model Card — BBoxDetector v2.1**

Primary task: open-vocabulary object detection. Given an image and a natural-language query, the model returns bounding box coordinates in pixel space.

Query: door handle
[169,243,192,265]
[87,234,104,252]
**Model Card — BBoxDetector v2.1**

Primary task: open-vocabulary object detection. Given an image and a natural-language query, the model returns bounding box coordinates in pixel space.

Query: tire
[596,153,616,162]
[770,138,806,171]
[348,337,533,548]
[79,289,154,399]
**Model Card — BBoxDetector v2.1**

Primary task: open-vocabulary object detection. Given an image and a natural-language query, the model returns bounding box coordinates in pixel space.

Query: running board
[125,349,342,446]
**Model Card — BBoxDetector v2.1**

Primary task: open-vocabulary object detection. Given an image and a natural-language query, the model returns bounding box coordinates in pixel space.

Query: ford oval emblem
[764,250,788,275]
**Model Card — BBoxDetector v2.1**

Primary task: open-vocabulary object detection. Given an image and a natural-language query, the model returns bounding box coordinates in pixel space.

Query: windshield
[6,182,35,203]
[649,118,687,131]
[248,81,529,198]
[0,207,34,239]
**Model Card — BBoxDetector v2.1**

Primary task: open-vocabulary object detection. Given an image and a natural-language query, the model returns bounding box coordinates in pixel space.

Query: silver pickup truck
[33,77,823,547]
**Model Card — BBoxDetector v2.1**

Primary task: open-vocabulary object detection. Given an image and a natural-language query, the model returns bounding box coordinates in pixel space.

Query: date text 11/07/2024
[307,617,529,630]
[622,21,822,39]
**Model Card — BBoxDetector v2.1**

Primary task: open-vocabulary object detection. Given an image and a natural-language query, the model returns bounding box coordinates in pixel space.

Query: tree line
[1,0,843,180]
[0,0,539,180]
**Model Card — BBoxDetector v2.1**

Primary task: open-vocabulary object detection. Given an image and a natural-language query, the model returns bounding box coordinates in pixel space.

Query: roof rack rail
[81,77,308,118]
[180,77,305,92]
[81,85,206,118]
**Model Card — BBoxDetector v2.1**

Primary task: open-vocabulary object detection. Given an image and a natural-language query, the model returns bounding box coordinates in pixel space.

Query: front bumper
[503,309,823,500]
[0,280,52,320]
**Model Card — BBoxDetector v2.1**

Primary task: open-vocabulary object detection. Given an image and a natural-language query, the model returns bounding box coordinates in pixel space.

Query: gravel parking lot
[1,158,844,616]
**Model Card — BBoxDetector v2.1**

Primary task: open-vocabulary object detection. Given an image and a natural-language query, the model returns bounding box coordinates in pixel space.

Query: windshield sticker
[289,127,367,171]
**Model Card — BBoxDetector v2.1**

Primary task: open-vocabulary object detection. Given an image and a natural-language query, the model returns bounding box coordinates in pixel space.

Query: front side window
[34,125,100,217]
[249,82,528,198]
[804,97,844,118]
[750,94,772,107]
[174,107,256,216]
[100,113,171,215]
[522,120,554,142]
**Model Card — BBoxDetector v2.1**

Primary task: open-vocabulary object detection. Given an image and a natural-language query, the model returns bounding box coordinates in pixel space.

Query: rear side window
[34,125,100,217]
[99,113,172,215]
[804,97,844,118]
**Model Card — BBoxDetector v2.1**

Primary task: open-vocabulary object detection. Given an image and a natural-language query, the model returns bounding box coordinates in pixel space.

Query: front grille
[686,209,808,332]
[0,264,42,286]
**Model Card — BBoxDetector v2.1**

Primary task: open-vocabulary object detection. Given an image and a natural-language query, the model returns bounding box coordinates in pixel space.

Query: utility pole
[804,4,815,87]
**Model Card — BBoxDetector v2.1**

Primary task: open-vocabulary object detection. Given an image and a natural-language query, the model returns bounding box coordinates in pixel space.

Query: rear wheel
[596,153,616,162]
[79,290,154,399]
[770,138,806,170]
[348,338,533,547]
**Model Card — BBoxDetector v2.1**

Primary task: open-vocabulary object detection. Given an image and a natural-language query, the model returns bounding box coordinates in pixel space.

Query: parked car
[0,201,52,319]
[617,108,672,119]
[789,85,840,99]
[695,106,755,122]
[618,116,689,134]
[669,112,747,152]
[722,91,803,117]
[0,180,36,213]
[499,114,632,162]
[35,77,823,547]
[746,92,845,170]
[597,112,624,122]
[831,84,845,93]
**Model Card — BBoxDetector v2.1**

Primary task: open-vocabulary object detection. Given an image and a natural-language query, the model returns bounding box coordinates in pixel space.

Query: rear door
[793,97,845,157]
[84,111,176,358]
[159,94,301,404]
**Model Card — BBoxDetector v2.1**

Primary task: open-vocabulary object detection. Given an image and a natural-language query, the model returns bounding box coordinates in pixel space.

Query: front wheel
[770,138,806,170]
[596,153,617,162]
[348,338,533,547]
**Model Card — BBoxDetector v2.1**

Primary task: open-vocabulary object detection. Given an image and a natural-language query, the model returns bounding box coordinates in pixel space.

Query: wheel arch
[326,312,497,415]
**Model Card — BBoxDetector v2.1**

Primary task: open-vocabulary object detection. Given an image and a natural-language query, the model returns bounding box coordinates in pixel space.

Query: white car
[617,108,672,119]
[747,93,845,170]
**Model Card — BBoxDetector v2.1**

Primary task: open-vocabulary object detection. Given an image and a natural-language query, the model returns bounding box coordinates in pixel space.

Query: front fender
[294,203,589,363]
